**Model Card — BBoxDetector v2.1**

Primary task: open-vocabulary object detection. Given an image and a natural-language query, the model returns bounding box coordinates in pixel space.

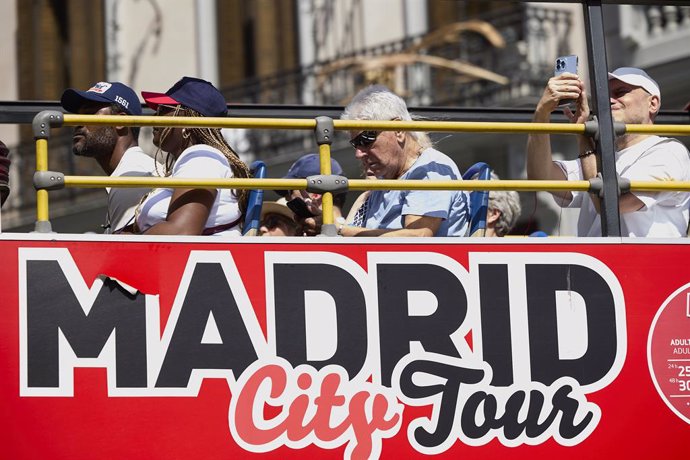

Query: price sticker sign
[648,285,690,424]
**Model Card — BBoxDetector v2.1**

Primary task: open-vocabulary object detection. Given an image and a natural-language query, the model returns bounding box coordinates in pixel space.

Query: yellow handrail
[58,175,690,193]
[61,114,690,136]
[36,114,690,233]
[334,120,586,134]
[62,114,587,134]
[624,125,690,136]
[62,114,317,130]
[54,176,621,193]
[628,181,690,192]
[348,179,593,192]
[62,176,309,190]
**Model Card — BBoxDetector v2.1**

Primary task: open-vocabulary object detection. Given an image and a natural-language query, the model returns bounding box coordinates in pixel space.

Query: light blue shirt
[363,148,469,236]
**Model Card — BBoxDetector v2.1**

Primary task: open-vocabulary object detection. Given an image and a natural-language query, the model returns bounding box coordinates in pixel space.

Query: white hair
[487,173,521,237]
[341,85,431,149]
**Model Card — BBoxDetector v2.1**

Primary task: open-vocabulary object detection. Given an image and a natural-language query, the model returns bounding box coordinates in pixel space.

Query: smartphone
[554,55,578,106]
[554,55,578,76]
[286,198,315,219]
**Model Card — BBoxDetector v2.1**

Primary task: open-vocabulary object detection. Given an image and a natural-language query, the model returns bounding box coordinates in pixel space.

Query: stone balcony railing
[646,5,690,37]
[221,3,574,160]
[223,4,572,108]
[619,5,690,68]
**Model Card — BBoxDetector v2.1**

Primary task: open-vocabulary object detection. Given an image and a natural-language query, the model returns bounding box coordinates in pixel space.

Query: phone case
[286,198,315,218]
[554,55,578,76]
[554,55,579,106]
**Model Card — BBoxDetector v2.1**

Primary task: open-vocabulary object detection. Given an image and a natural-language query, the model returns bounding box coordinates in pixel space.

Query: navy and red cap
[141,76,228,118]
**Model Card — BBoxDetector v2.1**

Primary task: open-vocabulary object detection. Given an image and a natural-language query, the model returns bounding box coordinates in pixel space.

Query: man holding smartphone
[527,66,690,237]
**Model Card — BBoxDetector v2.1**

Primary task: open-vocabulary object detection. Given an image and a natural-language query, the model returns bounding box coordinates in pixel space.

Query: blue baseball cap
[277,153,343,196]
[61,81,142,115]
[141,76,227,117]
[284,153,343,178]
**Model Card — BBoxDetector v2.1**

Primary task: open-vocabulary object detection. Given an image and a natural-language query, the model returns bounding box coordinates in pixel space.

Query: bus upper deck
[1,1,690,459]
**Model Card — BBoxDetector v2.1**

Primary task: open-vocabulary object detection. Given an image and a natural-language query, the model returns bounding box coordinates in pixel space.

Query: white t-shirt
[106,146,158,233]
[555,136,690,237]
[135,144,242,236]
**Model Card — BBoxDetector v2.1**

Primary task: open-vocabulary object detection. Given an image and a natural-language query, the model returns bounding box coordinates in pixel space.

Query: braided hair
[154,106,252,214]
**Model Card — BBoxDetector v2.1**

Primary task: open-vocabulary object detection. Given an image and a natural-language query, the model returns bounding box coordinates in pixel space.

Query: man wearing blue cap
[61,81,159,233]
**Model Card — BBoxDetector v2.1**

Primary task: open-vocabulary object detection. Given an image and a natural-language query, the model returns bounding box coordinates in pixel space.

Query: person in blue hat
[277,153,347,236]
[61,81,159,233]
[135,77,251,236]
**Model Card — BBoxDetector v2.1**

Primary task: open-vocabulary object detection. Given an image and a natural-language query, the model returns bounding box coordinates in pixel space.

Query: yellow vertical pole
[319,143,334,226]
[32,110,62,232]
[314,116,337,235]
[35,139,50,223]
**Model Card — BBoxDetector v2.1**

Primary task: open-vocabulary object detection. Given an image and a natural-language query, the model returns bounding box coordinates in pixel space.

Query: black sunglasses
[155,104,181,116]
[349,131,379,149]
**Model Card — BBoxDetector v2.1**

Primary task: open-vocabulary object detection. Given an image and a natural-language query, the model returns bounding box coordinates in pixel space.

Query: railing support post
[314,116,337,236]
[32,110,63,233]
[583,0,621,237]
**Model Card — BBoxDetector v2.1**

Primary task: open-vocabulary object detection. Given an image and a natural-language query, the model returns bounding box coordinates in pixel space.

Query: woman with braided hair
[135,77,251,235]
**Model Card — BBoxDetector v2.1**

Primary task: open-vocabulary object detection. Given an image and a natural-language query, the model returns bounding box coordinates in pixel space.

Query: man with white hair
[527,67,690,237]
[336,85,469,237]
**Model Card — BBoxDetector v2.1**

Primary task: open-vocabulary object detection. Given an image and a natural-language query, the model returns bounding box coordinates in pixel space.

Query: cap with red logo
[61,81,142,116]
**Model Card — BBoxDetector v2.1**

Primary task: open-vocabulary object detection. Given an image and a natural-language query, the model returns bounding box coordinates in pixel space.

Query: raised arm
[526,74,583,201]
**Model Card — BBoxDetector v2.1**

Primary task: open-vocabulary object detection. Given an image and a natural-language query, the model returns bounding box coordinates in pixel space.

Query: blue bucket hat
[61,81,142,115]
[141,76,227,117]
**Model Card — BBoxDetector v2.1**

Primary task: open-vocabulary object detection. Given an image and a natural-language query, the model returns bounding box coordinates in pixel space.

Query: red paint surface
[1,237,688,459]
